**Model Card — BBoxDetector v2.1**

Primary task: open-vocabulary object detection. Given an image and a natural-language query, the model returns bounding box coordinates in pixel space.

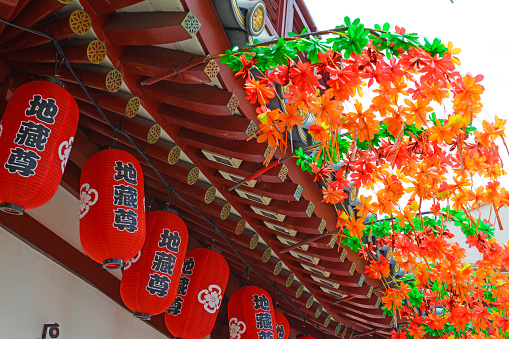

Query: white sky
[304,0,508,121]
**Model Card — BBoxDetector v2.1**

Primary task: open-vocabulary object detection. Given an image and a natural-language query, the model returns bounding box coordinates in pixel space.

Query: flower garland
[221,16,509,339]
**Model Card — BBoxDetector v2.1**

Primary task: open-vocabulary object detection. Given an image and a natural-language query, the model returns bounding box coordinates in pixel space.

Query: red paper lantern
[296,335,316,339]
[274,309,289,339]
[121,210,188,319]
[79,146,145,269]
[228,285,276,339]
[165,248,230,338]
[0,80,78,215]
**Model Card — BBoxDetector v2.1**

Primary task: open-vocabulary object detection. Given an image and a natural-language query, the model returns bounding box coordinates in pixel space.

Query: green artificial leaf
[408,287,424,307]
[423,37,448,57]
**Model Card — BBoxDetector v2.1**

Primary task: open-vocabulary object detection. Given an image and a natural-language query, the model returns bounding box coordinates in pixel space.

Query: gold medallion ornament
[274,261,283,275]
[167,146,181,165]
[87,40,106,64]
[262,248,272,263]
[306,295,314,308]
[249,234,259,249]
[106,69,122,93]
[69,10,91,36]
[286,273,294,287]
[235,219,246,235]
[147,124,161,144]
[335,323,342,335]
[187,167,200,185]
[204,187,216,204]
[324,315,332,328]
[296,284,304,298]
[125,97,140,118]
[315,305,323,318]
[246,2,265,36]
[220,203,231,220]
[252,7,264,31]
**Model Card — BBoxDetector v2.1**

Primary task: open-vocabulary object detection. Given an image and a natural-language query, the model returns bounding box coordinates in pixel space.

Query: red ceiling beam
[231,193,314,218]
[86,0,144,15]
[0,10,91,53]
[77,117,180,167]
[140,80,238,116]
[1,40,105,64]
[66,83,139,118]
[195,151,287,183]
[77,101,160,144]
[214,175,302,202]
[7,62,121,93]
[159,103,256,140]
[0,0,71,45]
[121,45,217,85]
[104,12,196,45]
[179,128,267,163]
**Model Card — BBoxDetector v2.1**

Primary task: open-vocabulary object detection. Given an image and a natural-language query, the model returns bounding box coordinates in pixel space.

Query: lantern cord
[166,188,174,210]
[275,288,280,307]
[243,267,249,283]
[210,219,216,249]
[147,196,154,213]
[0,17,334,337]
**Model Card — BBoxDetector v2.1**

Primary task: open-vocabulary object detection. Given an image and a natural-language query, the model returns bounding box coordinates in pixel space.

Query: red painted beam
[121,45,217,85]
[1,40,105,64]
[0,0,72,45]
[0,10,91,53]
[66,83,140,118]
[231,192,314,218]
[196,152,287,183]
[179,128,267,163]
[140,80,238,116]
[104,12,194,45]
[86,0,145,15]
[213,175,302,202]
[159,103,255,140]
[7,62,122,93]
[243,209,325,235]
[76,115,180,167]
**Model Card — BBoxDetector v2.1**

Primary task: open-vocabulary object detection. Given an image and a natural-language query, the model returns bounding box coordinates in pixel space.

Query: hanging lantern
[121,210,188,319]
[79,146,145,269]
[228,285,276,339]
[165,248,229,338]
[274,309,289,339]
[0,79,78,215]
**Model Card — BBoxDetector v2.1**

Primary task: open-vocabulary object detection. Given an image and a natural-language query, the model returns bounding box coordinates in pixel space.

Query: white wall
[0,226,169,339]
